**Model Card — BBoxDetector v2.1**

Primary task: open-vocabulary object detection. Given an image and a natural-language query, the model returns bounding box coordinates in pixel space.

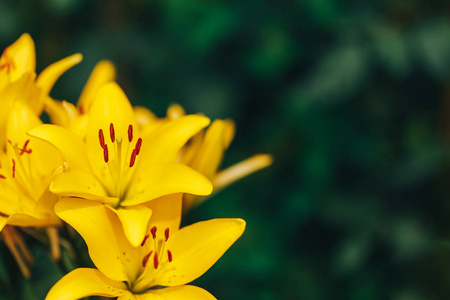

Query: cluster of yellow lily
[0,34,272,299]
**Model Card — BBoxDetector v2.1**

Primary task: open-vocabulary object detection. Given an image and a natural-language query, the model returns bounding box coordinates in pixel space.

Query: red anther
[165,228,169,242]
[103,144,109,163]
[0,174,5,179]
[142,251,153,268]
[135,138,142,155]
[153,252,159,269]
[128,125,133,142]
[129,149,136,168]
[167,250,173,262]
[110,123,115,143]
[19,140,32,155]
[141,234,149,247]
[12,159,15,178]
[98,129,105,148]
[150,226,157,239]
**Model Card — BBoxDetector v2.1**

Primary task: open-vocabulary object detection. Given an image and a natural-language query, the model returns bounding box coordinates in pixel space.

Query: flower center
[141,226,173,270]
[98,123,142,202]
[1,139,39,201]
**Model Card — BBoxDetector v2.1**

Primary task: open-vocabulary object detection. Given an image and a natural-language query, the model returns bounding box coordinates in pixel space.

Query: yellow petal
[55,198,140,282]
[118,291,138,300]
[78,60,116,114]
[7,101,42,143]
[7,102,62,176]
[122,162,212,207]
[178,130,204,166]
[27,124,91,173]
[213,154,273,191]
[45,268,126,300]
[143,194,182,233]
[1,33,35,81]
[50,170,117,206]
[37,53,83,94]
[138,286,216,300]
[134,106,156,127]
[0,179,34,216]
[137,115,210,168]
[44,98,79,127]
[67,113,88,139]
[0,216,8,231]
[5,212,60,228]
[0,72,42,115]
[189,119,228,180]
[134,106,165,136]
[106,205,152,247]
[166,104,186,120]
[155,218,246,286]
[222,119,235,149]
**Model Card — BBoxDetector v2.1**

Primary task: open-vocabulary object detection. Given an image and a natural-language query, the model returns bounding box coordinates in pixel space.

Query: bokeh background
[2,0,450,299]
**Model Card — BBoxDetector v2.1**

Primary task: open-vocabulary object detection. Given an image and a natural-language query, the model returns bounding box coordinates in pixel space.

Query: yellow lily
[0,102,62,229]
[162,104,273,211]
[0,33,82,149]
[28,82,213,247]
[46,195,245,300]
[0,102,64,275]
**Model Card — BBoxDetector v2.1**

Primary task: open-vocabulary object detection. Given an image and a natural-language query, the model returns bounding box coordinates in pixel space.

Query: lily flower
[46,194,245,300]
[0,33,82,149]
[28,82,213,247]
[0,102,64,275]
[163,104,273,211]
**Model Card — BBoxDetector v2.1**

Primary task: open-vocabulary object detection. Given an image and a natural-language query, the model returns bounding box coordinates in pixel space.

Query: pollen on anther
[165,228,170,242]
[103,144,109,163]
[142,251,153,268]
[151,226,157,239]
[128,125,133,142]
[129,149,136,168]
[135,138,142,155]
[98,129,105,148]
[167,250,173,262]
[141,234,149,246]
[153,252,159,269]
[110,123,115,143]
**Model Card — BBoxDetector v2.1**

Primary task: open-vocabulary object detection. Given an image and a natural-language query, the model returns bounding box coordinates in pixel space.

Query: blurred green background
[2,0,450,299]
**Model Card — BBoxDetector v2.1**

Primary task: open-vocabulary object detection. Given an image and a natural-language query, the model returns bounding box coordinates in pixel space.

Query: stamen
[129,149,136,168]
[141,234,149,247]
[103,144,109,163]
[98,129,105,148]
[165,228,169,242]
[128,125,133,142]
[19,140,32,155]
[110,123,115,143]
[150,226,157,239]
[12,159,15,178]
[167,250,173,262]
[135,138,142,155]
[153,251,159,269]
[142,251,153,268]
